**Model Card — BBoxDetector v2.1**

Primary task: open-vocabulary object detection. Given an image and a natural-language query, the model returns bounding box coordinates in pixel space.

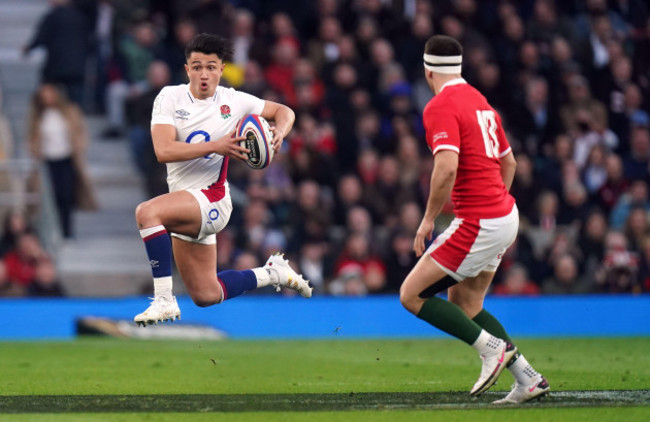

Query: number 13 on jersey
[476,110,499,158]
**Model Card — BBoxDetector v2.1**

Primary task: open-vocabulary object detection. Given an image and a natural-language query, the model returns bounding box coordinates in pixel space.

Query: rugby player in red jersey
[399,35,549,403]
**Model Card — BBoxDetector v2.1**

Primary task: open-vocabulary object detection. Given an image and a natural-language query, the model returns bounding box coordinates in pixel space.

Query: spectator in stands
[287,180,331,249]
[576,0,628,36]
[29,258,64,296]
[541,253,592,294]
[560,75,607,137]
[334,174,364,226]
[610,179,650,229]
[498,232,540,285]
[638,235,650,291]
[623,126,650,182]
[328,263,367,296]
[264,37,299,104]
[325,62,359,170]
[547,36,578,106]
[4,233,49,290]
[103,21,162,138]
[395,135,421,189]
[624,206,650,253]
[383,229,416,293]
[27,84,97,238]
[0,87,14,160]
[306,16,343,73]
[578,210,608,281]
[575,7,621,78]
[527,0,576,51]
[298,238,331,294]
[493,264,540,296]
[624,84,650,136]
[23,0,89,106]
[232,251,261,272]
[511,76,562,157]
[240,60,269,99]
[236,199,272,253]
[0,211,34,257]
[597,153,629,212]
[571,107,619,171]
[596,55,634,145]
[0,260,25,297]
[161,19,197,85]
[495,8,525,86]
[538,135,574,196]
[558,178,590,227]
[332,232,385,295]
[396,14,434,82]
[125,61,171,198]
[595,230,641,293]
[582,144,608,194]
[216,228,238,271]
[230,9,256,68]
[188,0,233,38]
[345,206,378,252]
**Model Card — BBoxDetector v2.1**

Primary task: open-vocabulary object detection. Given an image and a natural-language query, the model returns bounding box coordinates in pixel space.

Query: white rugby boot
[264,253,312,298]
[493,376,550,404]
[470,340,517,396]
[134,296,181,326]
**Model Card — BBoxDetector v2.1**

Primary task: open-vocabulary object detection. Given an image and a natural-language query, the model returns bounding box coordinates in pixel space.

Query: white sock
[508,355,540,385]
[471,330,502,355]
[154,276,173,300]
[252,267,275,288]
[139,225,166,238]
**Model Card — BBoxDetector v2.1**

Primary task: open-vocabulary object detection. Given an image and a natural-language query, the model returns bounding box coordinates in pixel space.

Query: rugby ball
[235,114,274,169]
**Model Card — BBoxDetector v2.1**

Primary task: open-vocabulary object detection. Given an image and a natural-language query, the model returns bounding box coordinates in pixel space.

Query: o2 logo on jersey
[208,209,219,222]
[185,130,213,159]
[476,110,499,158]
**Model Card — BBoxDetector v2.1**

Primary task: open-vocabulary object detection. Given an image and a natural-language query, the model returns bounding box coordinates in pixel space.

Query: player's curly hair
[185,33,234,62]
[424,35,463,57]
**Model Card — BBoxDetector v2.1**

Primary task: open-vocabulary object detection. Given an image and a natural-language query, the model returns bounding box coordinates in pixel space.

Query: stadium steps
[57,116,152,297]
[0,0,153,296]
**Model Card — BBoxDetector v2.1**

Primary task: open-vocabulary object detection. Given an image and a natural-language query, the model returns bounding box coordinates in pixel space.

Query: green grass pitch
[0,337,648,421]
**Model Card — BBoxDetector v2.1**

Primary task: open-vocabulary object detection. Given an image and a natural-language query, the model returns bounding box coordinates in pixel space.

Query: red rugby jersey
[423,79,515,219]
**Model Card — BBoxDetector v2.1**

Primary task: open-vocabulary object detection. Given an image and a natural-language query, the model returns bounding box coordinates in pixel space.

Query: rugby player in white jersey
[134,34,311,326]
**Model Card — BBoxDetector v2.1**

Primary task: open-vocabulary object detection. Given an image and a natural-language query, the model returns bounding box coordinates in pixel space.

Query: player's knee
[399,286,419,314]
[191,295,218,308]
[135,200,157,226]
[189,290,222,308]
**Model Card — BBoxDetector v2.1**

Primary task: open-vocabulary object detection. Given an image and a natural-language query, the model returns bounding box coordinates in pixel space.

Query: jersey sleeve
[234,89,265,116]
[495,112,512,158]
[424,103,460,156]
[151,87,175,126]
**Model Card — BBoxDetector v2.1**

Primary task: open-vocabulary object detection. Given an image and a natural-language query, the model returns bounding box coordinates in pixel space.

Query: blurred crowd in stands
[0,211,65,296]
[2,0,650,297]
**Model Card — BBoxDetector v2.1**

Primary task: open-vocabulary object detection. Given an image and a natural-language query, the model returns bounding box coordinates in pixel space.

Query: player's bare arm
[261,100,296,152]
[151,124,249,163]
[500,151,517,191]
[413,150,458,257]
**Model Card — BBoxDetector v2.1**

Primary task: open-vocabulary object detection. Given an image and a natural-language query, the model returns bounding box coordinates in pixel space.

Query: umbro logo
[149,259,159,268]
[175,109,190,120]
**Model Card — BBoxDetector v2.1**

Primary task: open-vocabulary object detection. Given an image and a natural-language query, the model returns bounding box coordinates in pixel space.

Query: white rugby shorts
[427,204,519,281]
[171,187,233,245]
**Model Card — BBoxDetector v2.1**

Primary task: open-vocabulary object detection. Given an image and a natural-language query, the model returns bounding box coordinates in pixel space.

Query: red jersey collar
[439,78,467,93]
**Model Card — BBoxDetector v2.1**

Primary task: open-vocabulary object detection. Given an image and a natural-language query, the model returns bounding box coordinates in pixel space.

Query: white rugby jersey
[151,83,265,192]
